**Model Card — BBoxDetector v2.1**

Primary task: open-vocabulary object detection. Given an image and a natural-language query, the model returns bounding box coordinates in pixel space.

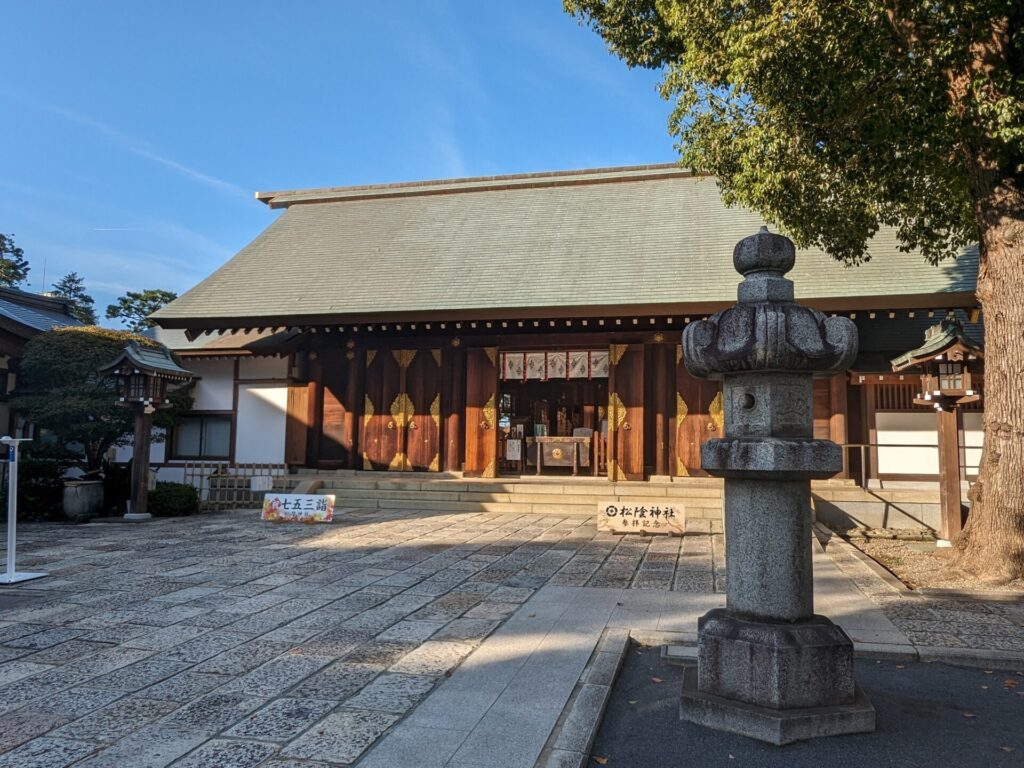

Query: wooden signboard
[262,493,335,523]
[596,499,684,535]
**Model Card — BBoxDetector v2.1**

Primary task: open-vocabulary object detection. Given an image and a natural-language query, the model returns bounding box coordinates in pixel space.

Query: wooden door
[464,347,498,477]
[608,343,644,481]
[284,384,311,465]
[318,349,360,466]
[405,349,442,472]
[674,345,723,476]
[361,349,403,470]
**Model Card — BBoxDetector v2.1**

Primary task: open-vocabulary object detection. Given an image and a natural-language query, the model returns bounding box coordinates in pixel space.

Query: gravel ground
[592,643,1024,768]
[847,537,1024,592]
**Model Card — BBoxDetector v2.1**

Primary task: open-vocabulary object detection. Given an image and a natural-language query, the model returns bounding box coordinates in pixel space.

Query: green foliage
[51,272,97,324]
[565,1,1022,264]
[148,481,199,517]
[0,233,30,287]
[0,443,78,522]
[105,289,178,332]
[10,326,193,471]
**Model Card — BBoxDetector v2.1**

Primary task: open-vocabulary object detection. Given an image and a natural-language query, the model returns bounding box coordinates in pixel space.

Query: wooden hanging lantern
[99,342,194,521]
[891,314,983,541]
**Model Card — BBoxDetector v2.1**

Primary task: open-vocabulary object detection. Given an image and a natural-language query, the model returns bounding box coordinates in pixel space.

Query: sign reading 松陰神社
[261,493,335,523]
[596,499,685,535]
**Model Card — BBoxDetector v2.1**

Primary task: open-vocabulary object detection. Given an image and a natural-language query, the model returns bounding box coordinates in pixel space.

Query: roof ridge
[255,163,694,208]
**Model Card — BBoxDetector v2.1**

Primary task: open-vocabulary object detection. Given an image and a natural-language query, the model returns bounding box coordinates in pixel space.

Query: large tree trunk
[954,176,1024,582]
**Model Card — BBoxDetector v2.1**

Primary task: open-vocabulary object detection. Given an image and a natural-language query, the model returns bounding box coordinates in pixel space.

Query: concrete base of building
[679,666,876,745]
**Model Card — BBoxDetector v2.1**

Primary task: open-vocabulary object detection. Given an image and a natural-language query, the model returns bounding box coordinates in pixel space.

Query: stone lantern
[99,342,193,521]
[679,228,874,743]
[891,315,983,541]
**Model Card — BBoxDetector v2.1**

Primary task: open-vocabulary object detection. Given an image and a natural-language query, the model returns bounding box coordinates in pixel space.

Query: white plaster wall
[187,359,235,411]
[234,384,288,464]
[963,412,983,476]
[154,465,185,484]
[238,356,289,380]
[876,412,938,475]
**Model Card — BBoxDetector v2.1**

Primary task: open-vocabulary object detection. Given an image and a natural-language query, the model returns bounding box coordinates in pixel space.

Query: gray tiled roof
[153,166,978,328]
[0,288,83,335]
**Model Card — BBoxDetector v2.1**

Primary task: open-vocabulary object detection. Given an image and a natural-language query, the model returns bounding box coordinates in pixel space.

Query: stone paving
[826,535,1024,654]
[0,509,726,767]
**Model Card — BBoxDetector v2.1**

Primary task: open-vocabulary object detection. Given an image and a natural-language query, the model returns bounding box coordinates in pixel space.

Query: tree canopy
[105,289,178,332]
[11,326,191,471]
[0,233,30,288]
[565,1,1021,265]
[51,272,97,324]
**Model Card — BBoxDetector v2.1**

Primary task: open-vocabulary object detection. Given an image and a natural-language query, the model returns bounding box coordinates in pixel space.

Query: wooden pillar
[308,355,323,464]
[829,374,849,477]
[129,408,153,518]
[648,343,673,477]
[865,381,878,486]
[344,350,363,470]
[442,346,466,473]
[936,406,964,540]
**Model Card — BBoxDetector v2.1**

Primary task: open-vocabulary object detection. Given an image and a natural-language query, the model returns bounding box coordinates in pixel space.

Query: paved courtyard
[0,509,726,767]
[0,508,1020,768]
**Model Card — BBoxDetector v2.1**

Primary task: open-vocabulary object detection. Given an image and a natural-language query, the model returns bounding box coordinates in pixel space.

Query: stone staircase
[273,471,722,518]
[268,470,944,531]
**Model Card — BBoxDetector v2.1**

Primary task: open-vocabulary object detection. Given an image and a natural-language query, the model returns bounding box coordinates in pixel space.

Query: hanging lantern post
[891,314,983,542]
[99,343,193,521]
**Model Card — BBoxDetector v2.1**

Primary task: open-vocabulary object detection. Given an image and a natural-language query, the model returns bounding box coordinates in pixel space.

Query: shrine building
[148,164,983,490]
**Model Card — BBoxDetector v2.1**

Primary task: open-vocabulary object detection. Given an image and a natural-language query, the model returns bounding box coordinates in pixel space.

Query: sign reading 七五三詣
[261,493,335,523]
[596,499,685,535]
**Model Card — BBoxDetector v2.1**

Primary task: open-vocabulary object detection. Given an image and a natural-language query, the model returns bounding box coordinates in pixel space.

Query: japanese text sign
[261,493,335,523]
[596,499,685,535]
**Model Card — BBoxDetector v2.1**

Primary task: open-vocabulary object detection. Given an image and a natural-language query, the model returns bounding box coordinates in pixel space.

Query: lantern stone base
[697,609,858,708]
[679,666,875,745]
[679,609,875,743]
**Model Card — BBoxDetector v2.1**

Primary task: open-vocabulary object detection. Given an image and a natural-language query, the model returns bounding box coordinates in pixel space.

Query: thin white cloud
[31,98,249,199]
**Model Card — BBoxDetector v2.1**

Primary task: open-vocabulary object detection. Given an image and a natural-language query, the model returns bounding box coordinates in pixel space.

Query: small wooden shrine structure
[891,316,984,539]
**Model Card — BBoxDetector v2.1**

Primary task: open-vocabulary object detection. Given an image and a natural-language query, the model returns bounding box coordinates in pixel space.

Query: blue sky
[2,2,673,322]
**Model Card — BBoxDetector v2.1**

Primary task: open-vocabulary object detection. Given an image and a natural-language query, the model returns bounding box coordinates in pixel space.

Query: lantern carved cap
[890,314,983,372]
[683,228,858,379]
[98,342,194,407]
[98,342,193,381]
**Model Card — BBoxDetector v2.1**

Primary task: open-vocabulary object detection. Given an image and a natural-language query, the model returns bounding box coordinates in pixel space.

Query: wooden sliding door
[608,343,644,481]
[464,347,498,477]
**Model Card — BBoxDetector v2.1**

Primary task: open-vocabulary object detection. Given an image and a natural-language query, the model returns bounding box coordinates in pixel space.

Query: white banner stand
[0,437,47,584]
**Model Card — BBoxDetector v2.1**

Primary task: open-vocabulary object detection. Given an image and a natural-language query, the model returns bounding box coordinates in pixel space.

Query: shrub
[148,482,199,517]
[0,443,77,522]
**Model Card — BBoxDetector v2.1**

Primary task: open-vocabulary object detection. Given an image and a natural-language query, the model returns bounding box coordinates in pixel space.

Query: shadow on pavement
[592,644,1023,768]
